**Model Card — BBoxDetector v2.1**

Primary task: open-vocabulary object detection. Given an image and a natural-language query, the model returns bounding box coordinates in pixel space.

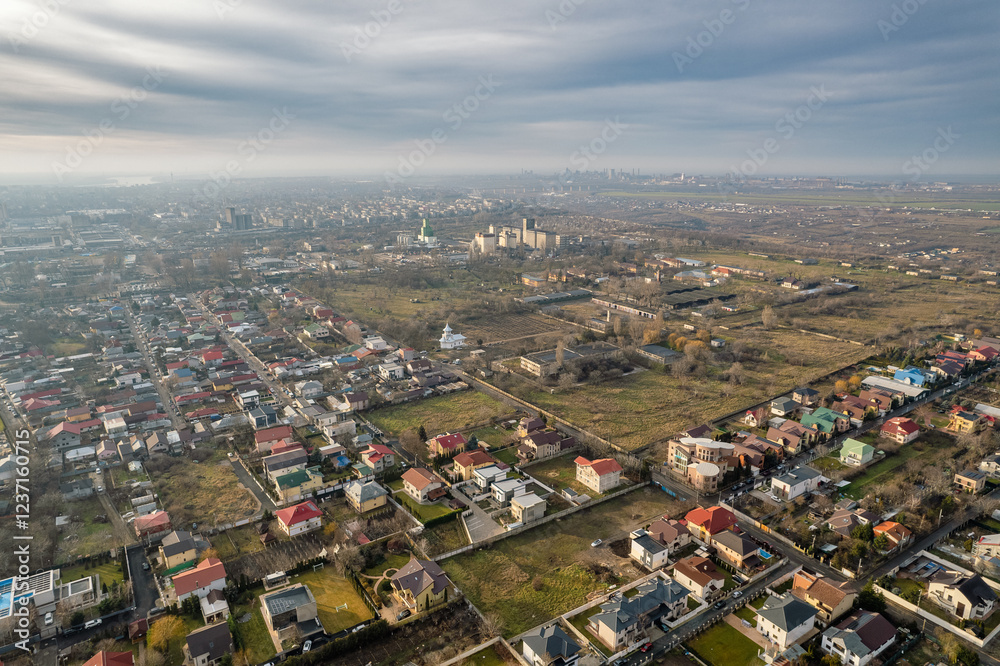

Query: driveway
[449,487,504,542]
[126,544,160,618]
[229,459,277,513]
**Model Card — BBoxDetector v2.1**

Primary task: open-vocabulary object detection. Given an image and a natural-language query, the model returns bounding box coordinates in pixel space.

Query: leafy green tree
[417,425,427,442]
[856,580,886,613]
[851,522,874,542]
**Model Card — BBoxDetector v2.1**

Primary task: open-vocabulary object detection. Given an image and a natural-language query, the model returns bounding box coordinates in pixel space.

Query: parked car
[141,562,150,571]
[713,600,727,610]
[302,640,312,652]
[44,612,53,626]
[732,590,743,598]
[591,539,603,547]
[640,642,653,653]
[84,619,102,629]
[396,610,411,621]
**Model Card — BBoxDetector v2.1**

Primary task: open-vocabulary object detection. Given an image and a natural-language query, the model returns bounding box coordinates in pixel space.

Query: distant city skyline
[0,0,997,182]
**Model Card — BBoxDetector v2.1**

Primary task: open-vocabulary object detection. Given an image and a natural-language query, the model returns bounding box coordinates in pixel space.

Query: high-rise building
[418,218,436,245]
[474,232,496,255]
[224,207,252,230]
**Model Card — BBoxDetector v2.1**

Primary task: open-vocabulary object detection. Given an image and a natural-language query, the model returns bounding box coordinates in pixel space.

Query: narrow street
[123,307,186,431]
[230,458,278,513]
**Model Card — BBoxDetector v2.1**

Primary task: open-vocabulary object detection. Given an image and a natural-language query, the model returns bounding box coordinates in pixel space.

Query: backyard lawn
[568,611,611,656]
[441,488,684,636]
[525,453,604,498]
[231,601,276,664]
[292,568,375,634]
[398,493,461,523]
[363,551,413,577]
[685,622,762,666]
[460,643,513,666]
[59,561,124,590]
[210,525,266,561]
[367,392,513,439]
[842,446,925,499]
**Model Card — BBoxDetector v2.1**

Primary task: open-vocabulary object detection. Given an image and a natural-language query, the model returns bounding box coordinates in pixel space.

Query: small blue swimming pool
[759,550,773,560]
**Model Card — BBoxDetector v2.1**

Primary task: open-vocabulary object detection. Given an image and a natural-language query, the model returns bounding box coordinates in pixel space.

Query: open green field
[842,430,958,500]
[367,391,513,440]
[685,622,763,666]
[599,189,1000,211]
[292,568,375,634]
[440,488,685,636]
[469,425,515,449]
[507,328,870,451]
[155,451,259,529]
[48,336,89,356]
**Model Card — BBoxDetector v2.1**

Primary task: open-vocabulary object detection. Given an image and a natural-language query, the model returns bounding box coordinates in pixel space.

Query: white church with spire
[439,323,466,350]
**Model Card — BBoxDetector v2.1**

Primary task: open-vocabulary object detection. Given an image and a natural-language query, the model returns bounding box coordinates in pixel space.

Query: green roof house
[840,439,876,467]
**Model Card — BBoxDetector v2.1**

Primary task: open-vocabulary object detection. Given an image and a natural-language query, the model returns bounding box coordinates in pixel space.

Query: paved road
[189,294,294,410]
[126,544,159,618]
[123,307,187,431]
[230,458,278,512]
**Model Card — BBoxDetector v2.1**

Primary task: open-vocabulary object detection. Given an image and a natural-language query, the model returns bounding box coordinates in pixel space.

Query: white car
[84,618,102,629]
[591,539,603,547]
[302,640,312,652]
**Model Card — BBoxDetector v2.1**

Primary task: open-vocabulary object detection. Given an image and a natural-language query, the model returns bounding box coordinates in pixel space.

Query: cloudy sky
[1,0,997,183]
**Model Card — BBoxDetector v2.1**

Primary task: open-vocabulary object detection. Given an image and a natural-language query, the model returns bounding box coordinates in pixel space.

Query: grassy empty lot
[57,497,125,561]
[460,642,513,666]
[422,518,470,557]
[440,488,685,636]
[841,430,958,500]
[685,622,762,666]
[504,329,871,451]
[154,452,259,529]
[367,391,513,439]
[210,525,266,561]
[292,568,375,634]
[469,425,515,449]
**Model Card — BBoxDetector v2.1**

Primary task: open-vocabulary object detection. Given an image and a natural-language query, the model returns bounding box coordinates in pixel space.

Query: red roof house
[428,432,468,458]
[172,557,227,601]
[880,416,920,444]
[684,506,738,543]
[83,652,135,666]
[275,500,323,536]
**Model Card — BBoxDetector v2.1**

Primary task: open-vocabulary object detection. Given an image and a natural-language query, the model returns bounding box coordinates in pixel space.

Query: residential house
[452,450,496,481]
[275,500,323,537]
[342,391,370,411]
[294,380,323,398]
[630,529,671,570]
[927,574,998,620]
[771,466,825,501]
[199,588,230,624]
[134,510,172,539]
[839,439,876,467]
[184,622,232,666]
[517,417,546,438]
[360,444,395,473]
[860,388,899,413]
[684,506,738,544]
[880,417,920,444]
[792,571,856,626]
[767,421,819,456]
[673,556,725,600]
[950,410,983,434]
[647,517,692,553]
[159,530,198,570]
[428,432,468,458]
[492,478,529,506]
[820,611,896,666]
[390,557,451,612]
[756,594,818,650]
[678,424,713,439]
[970,346,1000,363]
[792,387,820,407]
[686,461,724,492]
[771,397,801,417]
[303,323,329,340]
[248,405,278,428]
[974,534,1000,558]
[263,447,308,483]
[666,438,736,476]
[827,508,879,538]
[260,584,323,642]
[587,577,690,651]
[519,430,574,463]
[713,530,762,570]
[274,466,324,504]
[574,456,623,493]
[345,480,388,513]
[378,362,405,381]
[521,624,581,666]
[402,467,446,503]
[472,464,508,491]
[511,493,546,525]
[172,558,227,602]
[955,469,987,494]
[801,408,851,437]
[872,521,913,553]
[82,652,134,666]
[981,454,1000,478]
[893,366,927,386]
